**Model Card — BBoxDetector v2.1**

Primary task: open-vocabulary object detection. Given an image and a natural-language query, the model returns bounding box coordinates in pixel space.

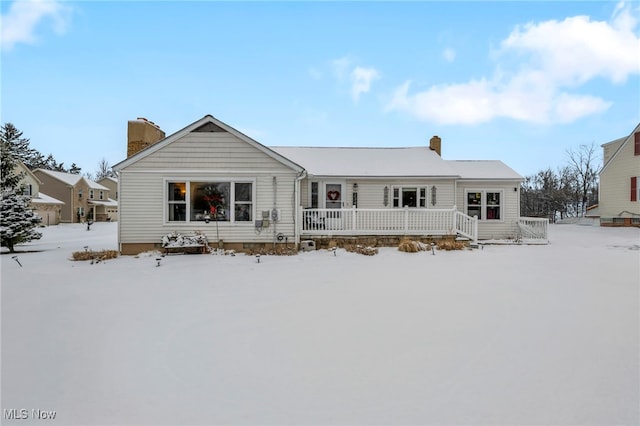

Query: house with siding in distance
[113,115,540,255]
[32,169,116,223]
[598,122,640,226]
[14,160,64,226]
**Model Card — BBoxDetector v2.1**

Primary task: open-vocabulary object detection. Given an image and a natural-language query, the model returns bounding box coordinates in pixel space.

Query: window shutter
[635,132,640,156]
[632,177,638,202]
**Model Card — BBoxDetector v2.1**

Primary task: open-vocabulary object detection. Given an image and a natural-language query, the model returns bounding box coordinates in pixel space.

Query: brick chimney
[127,117,166,157]
[429,135,442,156]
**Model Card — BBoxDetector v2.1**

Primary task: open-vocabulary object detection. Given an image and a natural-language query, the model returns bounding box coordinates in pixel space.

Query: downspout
[116,171,121,253]
[294,170,307,247]
[273,176,277,247]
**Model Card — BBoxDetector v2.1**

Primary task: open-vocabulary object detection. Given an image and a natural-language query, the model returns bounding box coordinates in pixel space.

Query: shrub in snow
[1,190,42,253]
[161,231,208,248]
[345,245,378,256]
[398,239,428,253]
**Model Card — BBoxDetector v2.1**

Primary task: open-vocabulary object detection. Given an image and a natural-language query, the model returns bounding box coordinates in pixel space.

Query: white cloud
[442,48,456,62]
[331,56,353,81]
[350,66,380,102]
[1,0,72,51]
[329,56,381,103]
[386,2,639,125]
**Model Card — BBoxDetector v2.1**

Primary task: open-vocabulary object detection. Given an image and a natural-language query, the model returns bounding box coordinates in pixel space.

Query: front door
[325,183,343,209]
[324,182,344,229]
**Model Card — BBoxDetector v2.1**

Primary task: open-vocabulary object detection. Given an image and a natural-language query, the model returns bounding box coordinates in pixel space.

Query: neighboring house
[97,176,119,221]
[113,115,537,255]
[98,176,118,200]
[32,169,116,223]
[598,122,640,227]
[14,160,64,226]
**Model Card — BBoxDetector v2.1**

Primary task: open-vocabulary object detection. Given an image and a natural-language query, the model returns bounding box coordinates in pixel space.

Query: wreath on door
[327,190,340,201]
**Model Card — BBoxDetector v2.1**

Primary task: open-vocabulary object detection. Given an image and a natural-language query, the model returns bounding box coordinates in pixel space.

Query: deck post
[452,205,457,233]
[404,206,409,233]
[351,205,357,231]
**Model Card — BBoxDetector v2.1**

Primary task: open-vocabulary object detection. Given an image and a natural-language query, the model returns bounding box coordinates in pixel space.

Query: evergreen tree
[1,190,42,253]
[0,135,23,190]
[0,123,37,166]
[69,163,82,174]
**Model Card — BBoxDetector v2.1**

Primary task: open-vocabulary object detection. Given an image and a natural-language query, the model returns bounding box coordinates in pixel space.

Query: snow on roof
[30,192,65,205]
[447,160,523,180]
[35,169,109,190]
[88,198,118,207]
[270,146,459,177]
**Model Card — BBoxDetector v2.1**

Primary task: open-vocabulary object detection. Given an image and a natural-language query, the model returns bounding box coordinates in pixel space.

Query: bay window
[167,180,253,223]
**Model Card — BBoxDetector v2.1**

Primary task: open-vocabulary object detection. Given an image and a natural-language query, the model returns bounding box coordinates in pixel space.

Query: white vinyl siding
[301,179,455,209]
[599,135,640,219]
[118,131,299,246]
[456,181,521,239]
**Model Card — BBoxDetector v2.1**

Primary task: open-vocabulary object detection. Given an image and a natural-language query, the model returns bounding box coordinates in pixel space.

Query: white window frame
[89,189,94,199]
[99,191,104,200]
[164,178,256,224]
[465,189,504,221]
[391,186,428,208]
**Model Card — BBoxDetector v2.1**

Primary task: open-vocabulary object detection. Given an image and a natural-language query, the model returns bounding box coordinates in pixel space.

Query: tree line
[520,144,599,221]
[0,123,116,181]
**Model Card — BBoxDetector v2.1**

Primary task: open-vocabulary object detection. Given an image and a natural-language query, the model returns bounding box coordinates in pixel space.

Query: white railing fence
[300,207,478,241]
[517,217,549,243]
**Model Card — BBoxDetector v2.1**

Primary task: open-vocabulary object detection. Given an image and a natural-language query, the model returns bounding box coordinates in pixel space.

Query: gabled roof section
[113,115,304,173]
[447,160,523,180]
[34,169,109,190]
[15,160,42,184]
[270,146,459,178]
[600,122,640,174]
[31,192,65,205]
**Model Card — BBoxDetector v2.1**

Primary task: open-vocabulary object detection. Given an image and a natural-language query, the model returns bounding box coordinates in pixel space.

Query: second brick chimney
[127,117,166,157]
[429,135,442,156]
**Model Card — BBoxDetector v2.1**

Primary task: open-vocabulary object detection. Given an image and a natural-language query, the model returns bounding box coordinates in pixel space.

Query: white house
[113,115,540,255]
[598,122,640,226]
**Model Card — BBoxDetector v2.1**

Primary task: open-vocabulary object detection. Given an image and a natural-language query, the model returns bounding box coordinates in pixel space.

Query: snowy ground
[1,222,639,425]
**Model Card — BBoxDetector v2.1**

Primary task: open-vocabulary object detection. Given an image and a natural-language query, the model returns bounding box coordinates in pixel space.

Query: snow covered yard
[2,222,639,425]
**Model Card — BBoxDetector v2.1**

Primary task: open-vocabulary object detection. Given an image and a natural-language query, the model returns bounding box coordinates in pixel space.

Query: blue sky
[2,1,639,177]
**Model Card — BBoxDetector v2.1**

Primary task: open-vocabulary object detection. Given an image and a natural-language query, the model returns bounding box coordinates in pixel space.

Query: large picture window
[167,180,253,223]
[466,190,502,220]
[393,187,427,208]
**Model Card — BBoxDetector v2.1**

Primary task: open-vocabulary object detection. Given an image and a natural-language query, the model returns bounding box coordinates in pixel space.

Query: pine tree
[0,123,37,166]
[1,190,42,253]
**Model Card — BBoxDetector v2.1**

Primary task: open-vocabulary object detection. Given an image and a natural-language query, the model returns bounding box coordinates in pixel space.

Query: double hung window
[392,187,427,208]
[466,190,502,220]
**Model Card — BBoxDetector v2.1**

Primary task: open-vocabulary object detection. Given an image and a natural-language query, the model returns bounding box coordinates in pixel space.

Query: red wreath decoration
[327,190,340,201]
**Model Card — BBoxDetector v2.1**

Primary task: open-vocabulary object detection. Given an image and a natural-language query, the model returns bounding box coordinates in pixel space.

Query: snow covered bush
[161,231,208,248]
[1,189,42,253]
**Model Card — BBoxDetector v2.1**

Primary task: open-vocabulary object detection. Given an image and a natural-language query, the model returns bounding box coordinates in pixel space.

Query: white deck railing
[301,207,478,242]
[517,217,549,244]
